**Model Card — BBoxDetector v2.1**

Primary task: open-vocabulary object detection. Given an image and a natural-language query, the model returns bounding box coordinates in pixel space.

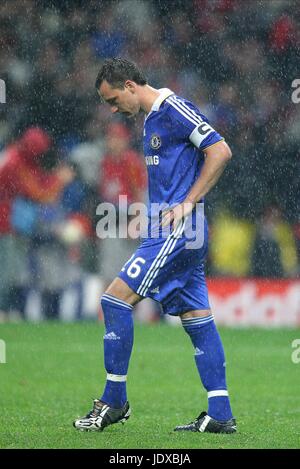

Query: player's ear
[124,80,136,94]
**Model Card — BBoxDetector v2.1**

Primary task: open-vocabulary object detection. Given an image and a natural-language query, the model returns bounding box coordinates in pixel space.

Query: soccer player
[74,58,236,434]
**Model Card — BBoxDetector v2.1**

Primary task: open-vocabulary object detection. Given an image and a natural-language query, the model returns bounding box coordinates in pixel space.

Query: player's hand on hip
[161,201,194,230]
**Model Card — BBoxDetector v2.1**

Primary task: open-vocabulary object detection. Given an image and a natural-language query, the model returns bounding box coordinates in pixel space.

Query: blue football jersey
[143,88,224,210]
[119,89,223,310]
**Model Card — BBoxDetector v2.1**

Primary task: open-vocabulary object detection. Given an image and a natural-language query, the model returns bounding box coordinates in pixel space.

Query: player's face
[98,80,140,117]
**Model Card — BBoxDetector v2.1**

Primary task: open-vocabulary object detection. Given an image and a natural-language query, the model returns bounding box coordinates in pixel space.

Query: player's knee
[180,309,212,319]
[180,312,215,339]
[100,293,124,310]
[100,294,135,314]
[104,278,141,306]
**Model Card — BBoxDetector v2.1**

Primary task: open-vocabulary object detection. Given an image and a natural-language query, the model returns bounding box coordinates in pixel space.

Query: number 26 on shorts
[121,257,146,278]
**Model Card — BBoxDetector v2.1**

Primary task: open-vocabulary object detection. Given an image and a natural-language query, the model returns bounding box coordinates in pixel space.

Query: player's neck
[138,85,161,114]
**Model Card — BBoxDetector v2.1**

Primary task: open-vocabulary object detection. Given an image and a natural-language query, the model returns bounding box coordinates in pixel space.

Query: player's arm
[161,98,232,227]
[162,140,232,228]
[185,140,232,206]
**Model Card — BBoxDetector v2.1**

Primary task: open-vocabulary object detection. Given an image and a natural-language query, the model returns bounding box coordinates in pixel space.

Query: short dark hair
[95,58,147,90]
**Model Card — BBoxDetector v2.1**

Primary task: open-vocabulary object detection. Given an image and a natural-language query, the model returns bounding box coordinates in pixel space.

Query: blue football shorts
[118,217,210,316]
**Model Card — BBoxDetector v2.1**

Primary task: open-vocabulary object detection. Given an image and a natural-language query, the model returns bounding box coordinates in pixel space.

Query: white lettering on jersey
[145,155,160,166]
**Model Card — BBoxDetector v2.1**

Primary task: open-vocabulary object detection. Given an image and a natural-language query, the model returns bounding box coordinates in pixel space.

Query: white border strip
[141,220,186,296]
[101,294,133,311]
[167,98,200,127]
[107,373,127,382]
[207,390,229,398]
[170,96,203,124]
[137,220,184,296]
[181,316,214,325]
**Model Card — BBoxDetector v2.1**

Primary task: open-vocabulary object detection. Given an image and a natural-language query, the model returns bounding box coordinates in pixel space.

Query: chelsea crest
[150,134,161,149]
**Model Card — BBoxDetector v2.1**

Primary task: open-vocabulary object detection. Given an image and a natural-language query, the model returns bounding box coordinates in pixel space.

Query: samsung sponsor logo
[145,155,160,166]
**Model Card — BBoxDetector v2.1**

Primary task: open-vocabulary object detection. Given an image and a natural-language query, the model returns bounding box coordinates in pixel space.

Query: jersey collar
[150,88,174,112]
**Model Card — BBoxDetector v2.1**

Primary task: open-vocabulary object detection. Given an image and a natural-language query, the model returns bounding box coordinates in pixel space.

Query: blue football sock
[181,315,233,422]
[100,294,134,408]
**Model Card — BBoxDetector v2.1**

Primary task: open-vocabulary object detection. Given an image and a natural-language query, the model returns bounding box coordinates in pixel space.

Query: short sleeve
[166,95,224,150]
[189,123,224,150]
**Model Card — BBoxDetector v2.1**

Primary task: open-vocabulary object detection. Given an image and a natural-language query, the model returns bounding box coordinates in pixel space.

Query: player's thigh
[162,264,211,317]
[105,277,142,306]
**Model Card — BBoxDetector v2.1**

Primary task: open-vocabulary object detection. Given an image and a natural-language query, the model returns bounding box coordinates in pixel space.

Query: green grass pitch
[0,321,299,449]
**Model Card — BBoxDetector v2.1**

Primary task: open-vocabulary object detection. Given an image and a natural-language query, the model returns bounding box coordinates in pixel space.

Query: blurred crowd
[0,0,299,320]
